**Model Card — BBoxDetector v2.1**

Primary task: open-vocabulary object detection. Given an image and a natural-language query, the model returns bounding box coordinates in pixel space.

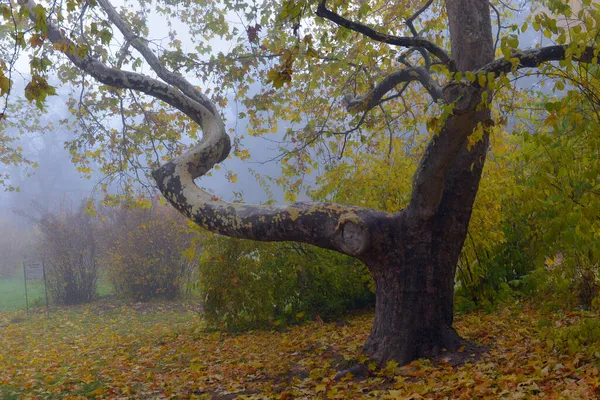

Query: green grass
[97,277,113,297]
[0,273,114,311]
[0,273,46,311]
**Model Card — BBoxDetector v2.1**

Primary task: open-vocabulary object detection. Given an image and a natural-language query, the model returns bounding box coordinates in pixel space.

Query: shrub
[541,316,600,358]
[455,214,538,310]
[198,233,374,331]
[103,200,198,301]
[36,202,100,305]
[531,251,600,311]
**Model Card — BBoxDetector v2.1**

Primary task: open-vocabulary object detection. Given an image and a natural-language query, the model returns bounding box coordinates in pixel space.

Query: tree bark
[361,214,462,364]
[361,0,494,364]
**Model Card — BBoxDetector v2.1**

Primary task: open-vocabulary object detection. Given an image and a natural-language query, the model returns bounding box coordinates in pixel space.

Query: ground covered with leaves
[1,301,599,399]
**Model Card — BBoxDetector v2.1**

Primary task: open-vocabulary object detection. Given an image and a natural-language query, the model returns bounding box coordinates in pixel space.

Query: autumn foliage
[102,201,198,302]
[4,0,600,393]
[3,301,600,398]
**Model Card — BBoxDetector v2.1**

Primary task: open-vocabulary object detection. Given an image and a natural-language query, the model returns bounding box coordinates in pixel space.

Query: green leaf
[465,71,476,83]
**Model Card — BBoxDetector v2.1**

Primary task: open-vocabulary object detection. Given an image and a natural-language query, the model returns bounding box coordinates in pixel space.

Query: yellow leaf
[477,73,486,87]
[315,384,327,393]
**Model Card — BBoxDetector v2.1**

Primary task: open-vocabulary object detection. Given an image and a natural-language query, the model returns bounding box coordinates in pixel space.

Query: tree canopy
[0,0,596,197]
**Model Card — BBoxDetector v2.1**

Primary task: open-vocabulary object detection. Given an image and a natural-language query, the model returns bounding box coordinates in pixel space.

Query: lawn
[0,273,113,311]
[0,273,46,311]
[1,300,599,399]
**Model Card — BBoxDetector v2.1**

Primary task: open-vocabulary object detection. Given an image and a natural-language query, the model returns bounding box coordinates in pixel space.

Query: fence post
[43,259,49,317]
[23,261,29,316]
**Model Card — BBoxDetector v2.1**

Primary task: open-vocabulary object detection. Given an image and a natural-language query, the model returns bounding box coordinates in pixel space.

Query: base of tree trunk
[363,325,463,366]
[334,329,488,381]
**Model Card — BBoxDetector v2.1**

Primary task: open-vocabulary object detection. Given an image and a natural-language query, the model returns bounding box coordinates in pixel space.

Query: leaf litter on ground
[0,300,599,399]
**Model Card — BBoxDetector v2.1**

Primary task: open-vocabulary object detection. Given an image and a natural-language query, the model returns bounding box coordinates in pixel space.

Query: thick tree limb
[408,83,488,218]
[477,45,599,76]
[402,0,495,219]
[19,0,214,131]
[95,0,217,116]
[21,0,382,257]
[315,0,455,71]
[344,67,443,112]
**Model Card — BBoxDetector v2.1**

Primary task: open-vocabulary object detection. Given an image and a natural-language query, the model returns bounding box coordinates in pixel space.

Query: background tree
[3,0,599,364]
[0,215,34,277]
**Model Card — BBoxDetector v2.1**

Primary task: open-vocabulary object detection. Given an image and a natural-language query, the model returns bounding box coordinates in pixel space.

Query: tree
[3,0,599,364]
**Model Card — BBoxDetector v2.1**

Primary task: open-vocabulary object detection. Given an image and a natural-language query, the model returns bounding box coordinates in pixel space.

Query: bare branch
[315,0,455,71]
[477,45,599,76]
[405,0,434,69]
[489,2,501,52]
[20,0,215,133]
[344,67,442,112]
[95,0,216,116]
[406,0,434,24]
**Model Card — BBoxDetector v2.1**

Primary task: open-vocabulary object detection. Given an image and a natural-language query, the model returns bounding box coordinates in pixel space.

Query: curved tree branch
[20,0,214,133]
[406,0,434,24]
[344,66,443,112]
[315,0,455,71]
[477,45,599,76]
[95,0,217,116]
[488,2,501,52]
[21,0,385,257]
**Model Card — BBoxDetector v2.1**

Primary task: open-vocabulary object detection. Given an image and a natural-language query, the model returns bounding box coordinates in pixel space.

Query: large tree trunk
[362,134,491,365]
[362,223,462,364]
[362,0,494,365]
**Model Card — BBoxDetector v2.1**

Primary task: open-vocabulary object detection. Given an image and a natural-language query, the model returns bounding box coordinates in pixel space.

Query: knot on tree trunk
[442,82,482,113]
[334,213,370,256]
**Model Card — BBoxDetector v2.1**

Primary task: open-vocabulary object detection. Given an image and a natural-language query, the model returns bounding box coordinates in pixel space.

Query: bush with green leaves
[198,233,374,331]
[103,200,198,302]
[541,316,600,359]
[455,203,538,312]
[504,89,600,310]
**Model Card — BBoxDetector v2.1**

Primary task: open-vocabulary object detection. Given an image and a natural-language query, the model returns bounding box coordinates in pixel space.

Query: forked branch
[315,0,454,70]
[409,83,489,218]
[344,66,443,112]
[410,44,600,218]
[405,0,434,69]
